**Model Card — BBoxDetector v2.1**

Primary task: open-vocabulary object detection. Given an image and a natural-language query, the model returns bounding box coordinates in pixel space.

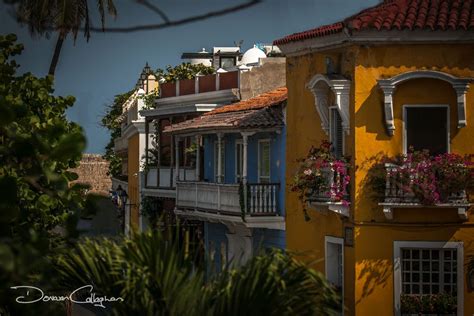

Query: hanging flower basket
[291,141,350,206]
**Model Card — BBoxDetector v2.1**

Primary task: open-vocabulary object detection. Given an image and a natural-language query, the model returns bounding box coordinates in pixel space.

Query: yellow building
[274,1,474,315]
[112,64,157,233]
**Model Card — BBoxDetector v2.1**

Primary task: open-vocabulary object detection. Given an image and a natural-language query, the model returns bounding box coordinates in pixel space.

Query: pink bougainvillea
[380,150,473,205]
[292,141,350,205]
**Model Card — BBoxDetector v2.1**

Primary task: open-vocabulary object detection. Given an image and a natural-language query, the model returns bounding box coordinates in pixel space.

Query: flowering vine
[291,141,351,208]
[370,149,473,205]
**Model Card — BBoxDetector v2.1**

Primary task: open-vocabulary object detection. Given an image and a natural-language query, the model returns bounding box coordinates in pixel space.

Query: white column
[195,135,200,181]
[242,133,249,184]
[175,136,180,182]
[217,133,223,183]
[241,133,249,214]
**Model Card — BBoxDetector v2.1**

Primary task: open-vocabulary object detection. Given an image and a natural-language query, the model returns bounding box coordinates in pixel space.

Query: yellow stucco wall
[285,50,356,314]
[285,44,474,315]
[128,134,140,230]
[353,44,474,315]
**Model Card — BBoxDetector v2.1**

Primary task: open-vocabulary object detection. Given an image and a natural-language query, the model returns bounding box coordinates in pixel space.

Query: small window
[258,140,271,183]
[405,106,448,155]
[325,237,344,314]
[214,140,225,183]
[220,57,236,69]
[159,118,171,166]
[235,141,243,183]
[330,108,343,158]
[401,248,457,295]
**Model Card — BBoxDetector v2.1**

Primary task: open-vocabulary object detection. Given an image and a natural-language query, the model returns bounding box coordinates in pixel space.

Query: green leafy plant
[0,33,90,315]
[54,230,341,316]
[101,89,134,178]
[140,195,162,228]
[155,62,214,83]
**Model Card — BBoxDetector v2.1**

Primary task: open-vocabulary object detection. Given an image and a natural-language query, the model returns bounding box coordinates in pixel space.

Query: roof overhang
[166,126,282,137]
[140,89,239,118]
[278,29,474,57]
[175,209,286,230]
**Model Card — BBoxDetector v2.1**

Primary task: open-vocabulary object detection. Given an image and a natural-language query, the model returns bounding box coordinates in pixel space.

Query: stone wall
[70,154,112,196]
[239,57,286,100]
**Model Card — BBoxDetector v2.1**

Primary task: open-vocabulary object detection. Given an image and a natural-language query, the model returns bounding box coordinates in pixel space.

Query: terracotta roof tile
[165,87,287,134]
[205,87,287,115]
[274,0,474,45]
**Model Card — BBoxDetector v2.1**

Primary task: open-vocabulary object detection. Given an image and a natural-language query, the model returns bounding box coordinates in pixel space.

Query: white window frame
[329,106,345,156]
[402,104,450,154]
[214,140,225,182]
[325,236,344,315]
[258,139,271,183]
[235,140,243,183]
[393,241,463,316]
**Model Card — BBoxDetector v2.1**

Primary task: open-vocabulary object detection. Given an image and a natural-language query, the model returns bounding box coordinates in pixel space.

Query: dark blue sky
[0,0,377,153]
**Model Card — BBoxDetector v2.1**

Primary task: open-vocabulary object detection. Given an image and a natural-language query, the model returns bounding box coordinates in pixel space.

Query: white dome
[240,46,267,65]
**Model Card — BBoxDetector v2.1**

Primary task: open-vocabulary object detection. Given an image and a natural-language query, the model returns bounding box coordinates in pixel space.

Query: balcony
[379,163,471,220]
[306,164,350,217]
[159,71,239,98]
[175,181,284,229]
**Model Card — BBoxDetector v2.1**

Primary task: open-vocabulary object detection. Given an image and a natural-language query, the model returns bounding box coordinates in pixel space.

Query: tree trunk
[48,33,65,76]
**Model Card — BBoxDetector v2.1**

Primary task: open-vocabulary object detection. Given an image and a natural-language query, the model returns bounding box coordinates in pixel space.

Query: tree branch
[89,0,262,33]
[135,0,170,23]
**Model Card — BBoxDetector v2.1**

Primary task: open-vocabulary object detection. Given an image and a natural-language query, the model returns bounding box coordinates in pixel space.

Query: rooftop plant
[155,62,215,83]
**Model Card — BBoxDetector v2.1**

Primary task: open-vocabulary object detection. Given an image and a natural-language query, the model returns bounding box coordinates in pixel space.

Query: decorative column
[241,132,252,214]
[217,133,223,183]
[331,79,352,135]
[195,135,201,181]
[378,83,396,136]
[453,82,470,128]
[175,136,180,183]
[242,133,249,184]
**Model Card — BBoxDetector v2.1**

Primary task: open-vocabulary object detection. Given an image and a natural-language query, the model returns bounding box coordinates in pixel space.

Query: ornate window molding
[306,74,351,135]
[378,70,471,136]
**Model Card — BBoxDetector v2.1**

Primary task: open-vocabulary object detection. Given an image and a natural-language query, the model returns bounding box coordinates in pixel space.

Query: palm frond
[54,232,339,316]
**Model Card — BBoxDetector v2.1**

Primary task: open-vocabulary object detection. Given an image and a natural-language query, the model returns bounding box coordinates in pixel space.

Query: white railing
[309,164,349,203]
[247,183,279,215]
[383,163,468,204]
[176,181,280,216]
[145,167,196,188]
[177,182,241,214]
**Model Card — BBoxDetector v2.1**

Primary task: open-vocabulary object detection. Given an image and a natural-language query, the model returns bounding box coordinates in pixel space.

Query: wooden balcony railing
[176,181,280,216]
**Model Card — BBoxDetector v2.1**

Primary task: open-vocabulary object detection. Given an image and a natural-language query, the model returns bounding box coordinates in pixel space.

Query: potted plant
[291,141,350,206]
[400,293,457,315]
[368,149,473,205]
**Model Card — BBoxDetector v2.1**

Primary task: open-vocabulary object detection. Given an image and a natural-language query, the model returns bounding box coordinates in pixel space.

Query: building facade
[166,87,287,272]
[275,0,474,315]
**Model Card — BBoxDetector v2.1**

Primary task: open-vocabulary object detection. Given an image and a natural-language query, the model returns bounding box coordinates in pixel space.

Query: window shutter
[330,108,343,158]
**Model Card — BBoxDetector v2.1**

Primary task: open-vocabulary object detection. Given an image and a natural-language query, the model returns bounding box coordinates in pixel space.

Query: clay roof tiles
[165,87,287,134]
[274,0,474,45]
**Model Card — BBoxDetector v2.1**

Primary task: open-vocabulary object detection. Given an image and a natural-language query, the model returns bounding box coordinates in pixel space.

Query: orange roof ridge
[274,0,474,45]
